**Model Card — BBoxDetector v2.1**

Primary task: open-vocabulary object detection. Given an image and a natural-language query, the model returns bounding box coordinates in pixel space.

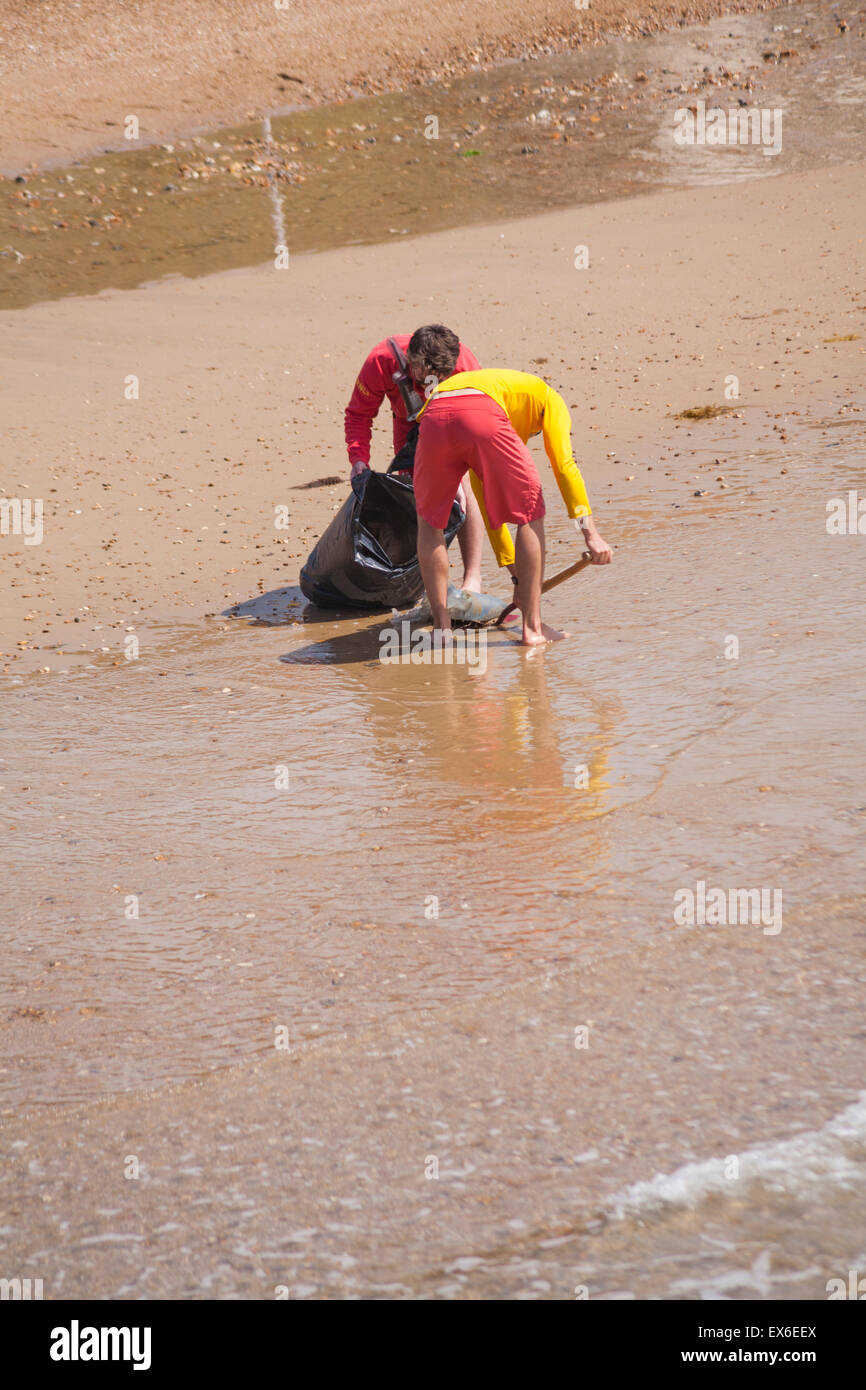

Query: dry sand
[2,161,863,675]
[1,0,797,170]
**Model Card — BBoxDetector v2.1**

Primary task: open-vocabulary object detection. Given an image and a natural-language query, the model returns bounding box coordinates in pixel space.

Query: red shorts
[414,392,546,530]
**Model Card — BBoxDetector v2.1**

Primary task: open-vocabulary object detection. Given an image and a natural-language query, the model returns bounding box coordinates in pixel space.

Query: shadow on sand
[278,626,389,666]
[224,585,388,628]
[226,584,516,666]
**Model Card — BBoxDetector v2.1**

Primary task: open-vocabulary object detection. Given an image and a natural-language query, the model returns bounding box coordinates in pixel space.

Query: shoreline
[4,894,866,1296]
[0,0,798,172]
[2,159,863,677]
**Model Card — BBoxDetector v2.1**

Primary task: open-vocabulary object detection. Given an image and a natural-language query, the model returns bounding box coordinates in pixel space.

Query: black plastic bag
[299,469,465,610]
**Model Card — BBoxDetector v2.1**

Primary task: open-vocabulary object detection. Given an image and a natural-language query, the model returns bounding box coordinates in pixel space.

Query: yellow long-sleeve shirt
[420,369,592,566]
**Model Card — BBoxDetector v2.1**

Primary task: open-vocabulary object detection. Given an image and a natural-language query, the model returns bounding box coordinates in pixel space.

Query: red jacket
[345,334,481,466]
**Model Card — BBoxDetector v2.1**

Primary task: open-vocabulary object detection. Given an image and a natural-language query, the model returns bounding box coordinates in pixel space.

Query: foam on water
[608,1092,866,1223]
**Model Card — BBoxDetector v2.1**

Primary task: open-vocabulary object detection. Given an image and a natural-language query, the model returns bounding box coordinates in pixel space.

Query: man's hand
[350,458,370,479]
[579,518,612,564]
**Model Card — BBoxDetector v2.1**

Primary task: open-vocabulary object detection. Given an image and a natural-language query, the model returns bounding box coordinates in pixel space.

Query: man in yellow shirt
[411,365,612,644]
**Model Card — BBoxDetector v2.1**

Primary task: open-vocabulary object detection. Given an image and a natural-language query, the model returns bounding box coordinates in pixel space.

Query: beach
[2,0,866,1303]
[3,158,863,677]
[3,0,801,171]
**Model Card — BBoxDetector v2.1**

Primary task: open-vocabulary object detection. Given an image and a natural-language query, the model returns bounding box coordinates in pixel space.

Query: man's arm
[541,387,612,564]
[345,350,388,473]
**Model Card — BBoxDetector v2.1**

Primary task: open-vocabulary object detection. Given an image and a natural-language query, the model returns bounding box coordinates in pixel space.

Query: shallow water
[4,403,865,1118]
[412,1088,866,1299]
[2,2,864,309]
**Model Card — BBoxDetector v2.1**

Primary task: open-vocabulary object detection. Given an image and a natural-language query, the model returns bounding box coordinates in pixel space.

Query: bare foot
[460,573,482,594]
[521,621,570,645]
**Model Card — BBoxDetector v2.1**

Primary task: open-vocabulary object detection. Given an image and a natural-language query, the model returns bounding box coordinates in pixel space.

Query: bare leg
[456,484,483,593]
[417,517,451,632]
[515,519,569,644]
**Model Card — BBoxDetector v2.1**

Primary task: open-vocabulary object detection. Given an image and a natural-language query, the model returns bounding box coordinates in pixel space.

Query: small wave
[608,1092,866,1221]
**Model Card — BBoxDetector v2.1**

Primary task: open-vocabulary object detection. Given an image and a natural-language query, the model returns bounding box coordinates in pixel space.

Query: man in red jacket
[345,325,484,591]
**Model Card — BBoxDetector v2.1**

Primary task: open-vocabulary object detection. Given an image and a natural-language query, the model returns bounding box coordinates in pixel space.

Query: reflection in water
[2,360,865,1118]
[3,415,866,1306]
[282,599,621,821]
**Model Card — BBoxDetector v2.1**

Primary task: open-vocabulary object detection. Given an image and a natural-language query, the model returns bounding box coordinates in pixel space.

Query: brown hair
[407,324,461,381]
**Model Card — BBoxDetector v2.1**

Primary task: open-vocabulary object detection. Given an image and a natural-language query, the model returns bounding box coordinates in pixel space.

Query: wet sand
[2,1,866,1303]
[2,0,800,172]
[2,158,863,677]
[3,155,865,1296]
[3,5,864,312]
